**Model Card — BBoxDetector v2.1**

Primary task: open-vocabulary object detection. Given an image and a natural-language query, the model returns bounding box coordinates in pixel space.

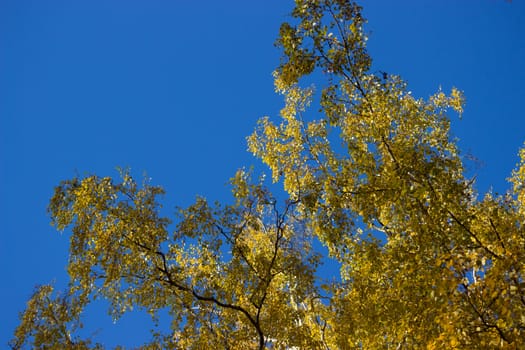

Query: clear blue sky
[1,0,523,347]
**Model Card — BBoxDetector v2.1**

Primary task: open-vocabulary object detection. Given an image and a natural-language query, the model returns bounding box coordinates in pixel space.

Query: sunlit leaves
[13,168,324,349]
[249,0,525,348]
[10,285,102,350]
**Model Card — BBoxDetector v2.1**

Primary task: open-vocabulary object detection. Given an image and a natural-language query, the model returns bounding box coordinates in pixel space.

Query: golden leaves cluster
[248,0,525,348]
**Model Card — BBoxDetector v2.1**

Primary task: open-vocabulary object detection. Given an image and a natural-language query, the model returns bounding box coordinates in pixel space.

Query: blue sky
[1,0,524,347]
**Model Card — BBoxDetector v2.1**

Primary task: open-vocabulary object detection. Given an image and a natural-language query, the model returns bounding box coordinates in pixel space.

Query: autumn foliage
[11,1,525,349]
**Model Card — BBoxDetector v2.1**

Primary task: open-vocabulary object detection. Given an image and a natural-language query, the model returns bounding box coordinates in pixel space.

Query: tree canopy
[11,1,525,349]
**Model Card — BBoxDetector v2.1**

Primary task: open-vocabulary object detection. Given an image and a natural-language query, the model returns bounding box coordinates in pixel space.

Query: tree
[11,1,525,349]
